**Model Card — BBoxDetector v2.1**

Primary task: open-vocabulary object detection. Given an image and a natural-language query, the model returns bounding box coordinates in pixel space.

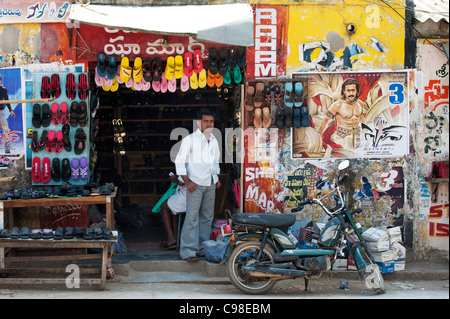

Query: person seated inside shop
[154,173,187,250]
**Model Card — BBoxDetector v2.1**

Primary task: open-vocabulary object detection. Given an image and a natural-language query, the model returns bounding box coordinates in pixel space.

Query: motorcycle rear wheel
[227,241,276,295]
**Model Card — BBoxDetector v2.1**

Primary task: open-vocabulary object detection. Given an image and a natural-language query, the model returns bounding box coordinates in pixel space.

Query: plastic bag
[202,240,228,263]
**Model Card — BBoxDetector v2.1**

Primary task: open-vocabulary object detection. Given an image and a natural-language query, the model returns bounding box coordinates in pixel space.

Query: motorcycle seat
[233,213,296,228]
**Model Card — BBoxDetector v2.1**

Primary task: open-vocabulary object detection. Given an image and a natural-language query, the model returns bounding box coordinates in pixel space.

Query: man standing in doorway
[175,108,221,262]
[318,78,365,150]
[0,74,17,154]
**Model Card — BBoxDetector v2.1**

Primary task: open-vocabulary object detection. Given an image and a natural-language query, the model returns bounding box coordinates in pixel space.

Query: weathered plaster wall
[412,39,449,260]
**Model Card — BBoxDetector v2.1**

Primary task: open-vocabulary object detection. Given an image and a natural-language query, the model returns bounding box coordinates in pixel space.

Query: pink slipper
[141,79,151,91]
[116,66,124,84]
[51,103,60,125]
[152,79,161,92]
[125,76,133,88]
[180,74,189,92]
[160,72,168,93]
[168,76,176,93]
[95,68,104,86]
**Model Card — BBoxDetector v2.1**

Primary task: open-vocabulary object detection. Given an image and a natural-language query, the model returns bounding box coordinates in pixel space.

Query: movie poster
[0,67,24,167]
[292,71,409,158]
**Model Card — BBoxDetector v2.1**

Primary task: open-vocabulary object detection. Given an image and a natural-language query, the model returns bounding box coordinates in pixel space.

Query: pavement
[109,247,449,284]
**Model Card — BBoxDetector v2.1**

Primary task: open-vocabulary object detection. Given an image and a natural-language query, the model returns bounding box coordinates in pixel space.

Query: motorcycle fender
[237,233,276,248]
[350,243,371,280]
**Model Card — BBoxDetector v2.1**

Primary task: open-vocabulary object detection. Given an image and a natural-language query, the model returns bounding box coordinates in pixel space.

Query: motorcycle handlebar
[297,198,313,207]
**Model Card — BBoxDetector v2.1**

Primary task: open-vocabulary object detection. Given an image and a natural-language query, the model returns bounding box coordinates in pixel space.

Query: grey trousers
[179,181,216,259]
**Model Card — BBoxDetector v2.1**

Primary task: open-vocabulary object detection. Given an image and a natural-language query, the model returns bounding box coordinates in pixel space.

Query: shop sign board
[75,25,227,62]
[0,1,70,24]
[292,71,410,159]
[245,4,288,79]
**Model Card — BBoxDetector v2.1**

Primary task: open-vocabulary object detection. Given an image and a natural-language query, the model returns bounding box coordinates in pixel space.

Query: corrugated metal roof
[414,0,449,23]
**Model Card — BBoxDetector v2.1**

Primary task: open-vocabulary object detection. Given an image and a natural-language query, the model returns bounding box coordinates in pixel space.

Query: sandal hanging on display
[96,53,107,77]
[69,101,79,127]
[193,49,203,74]
[284,82,294,108]
[61,158,71,182]
[74,128,86,155]
[198,69,206,88]
[32,103,42,128]
[78,101,88,127]
[50,74,61,98]
[66,73,76,100]
[62,124,71,152]
[71,158,80,181]
[51,103,60,125]
[38,129,48,151]
[218,48,228,76]
[41,103,51,128]
[51,158,60,182]
[285,107,293,128]
[78,73,88,100]
[143,59,152,82]
[174,55,184,79]
[275,108,284,129]
[106,56,117,80]
[294,82,304,107]
[54,130,63,153]
[41,157,51,184]
[133,57,143,83]
[41,76,51,99]
[254,82,265,108]
[79,157,89,180]
[245,85,255,111]
[45,130,56,152]
[31,131,39,153]
[184,52,193,77]
[59,102,69,125]
[254,108,263,128]
[208,48,218,75]
[32,157,41,183]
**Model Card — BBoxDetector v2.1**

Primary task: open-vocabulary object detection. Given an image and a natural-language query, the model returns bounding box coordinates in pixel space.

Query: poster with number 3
[292,71,409,158]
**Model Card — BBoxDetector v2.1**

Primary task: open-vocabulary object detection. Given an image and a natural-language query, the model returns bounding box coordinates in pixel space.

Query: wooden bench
[0,238,117,290]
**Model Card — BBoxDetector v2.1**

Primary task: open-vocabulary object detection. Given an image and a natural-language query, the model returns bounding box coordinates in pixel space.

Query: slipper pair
[33,104,51,128]
[71,157,88,181]
[254,107,271,128]
[284,82,304,107]
[293,106,310,128]
[208,48,228,76]
[189,69,206,89]
[50,102,69,125]
[96,54,117,80]
[207,70,223,87]
[275,108,293,129]
[45,130,63,153]
[30,130,48,153]
[32,157,51,184]
[69,101,88,127]
[41,74,60,99]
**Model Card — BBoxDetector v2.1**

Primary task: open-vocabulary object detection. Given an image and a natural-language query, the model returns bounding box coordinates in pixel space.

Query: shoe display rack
[31,72,90,186]
[94,88,230,207]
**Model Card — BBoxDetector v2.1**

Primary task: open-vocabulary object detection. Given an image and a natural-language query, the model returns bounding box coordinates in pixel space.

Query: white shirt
[175,129,220,186]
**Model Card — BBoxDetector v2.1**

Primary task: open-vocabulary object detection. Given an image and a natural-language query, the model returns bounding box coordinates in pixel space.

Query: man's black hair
[197,107,215,119]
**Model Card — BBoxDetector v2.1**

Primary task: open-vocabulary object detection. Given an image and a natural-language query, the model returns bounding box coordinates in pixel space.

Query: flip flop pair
[207,70,223,88]
[253,107,271,129]
[71,157,88,181]
[31,157,51,184]
[189,69,206,89]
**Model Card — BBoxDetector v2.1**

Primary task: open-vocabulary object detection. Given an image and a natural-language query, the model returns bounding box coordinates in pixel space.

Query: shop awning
[69,3,254,46]
[413,0,449,23]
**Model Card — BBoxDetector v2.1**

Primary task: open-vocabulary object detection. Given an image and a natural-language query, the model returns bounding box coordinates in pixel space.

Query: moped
[223,160,386,295]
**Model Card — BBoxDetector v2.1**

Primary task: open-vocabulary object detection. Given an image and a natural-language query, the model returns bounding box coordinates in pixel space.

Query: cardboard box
[391,242,406,261]
[394,260,405,271]
[332,258,348,271]
[387,226,401,236]
[367,240,390,252]
[376,261,395,274]
[389,234,402,245]
[372,250,395,263]
[362,227,389,242]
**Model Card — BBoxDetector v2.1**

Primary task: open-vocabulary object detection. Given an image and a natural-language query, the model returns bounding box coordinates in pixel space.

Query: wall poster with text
[292,71,410,159]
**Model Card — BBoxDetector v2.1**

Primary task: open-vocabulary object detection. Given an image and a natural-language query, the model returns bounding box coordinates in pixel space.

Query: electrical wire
[377,0,448,55]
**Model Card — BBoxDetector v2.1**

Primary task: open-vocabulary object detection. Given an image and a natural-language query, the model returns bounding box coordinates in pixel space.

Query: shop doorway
[90,65,241,248]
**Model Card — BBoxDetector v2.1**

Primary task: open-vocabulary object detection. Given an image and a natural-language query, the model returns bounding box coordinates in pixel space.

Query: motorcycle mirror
[338,160,350,171]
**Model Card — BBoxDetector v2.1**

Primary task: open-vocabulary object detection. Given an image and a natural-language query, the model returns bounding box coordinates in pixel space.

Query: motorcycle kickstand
[304,277,309,292]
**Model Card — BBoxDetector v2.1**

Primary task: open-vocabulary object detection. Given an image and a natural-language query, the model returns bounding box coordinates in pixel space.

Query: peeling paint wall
[413,39,449,260]
[285,0,405,73]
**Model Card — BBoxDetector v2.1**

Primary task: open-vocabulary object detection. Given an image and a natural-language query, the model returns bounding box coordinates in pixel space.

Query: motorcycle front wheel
[227,241,276,295]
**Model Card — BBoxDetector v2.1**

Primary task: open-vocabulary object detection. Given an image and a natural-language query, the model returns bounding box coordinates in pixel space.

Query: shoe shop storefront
[0,1,253,280]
